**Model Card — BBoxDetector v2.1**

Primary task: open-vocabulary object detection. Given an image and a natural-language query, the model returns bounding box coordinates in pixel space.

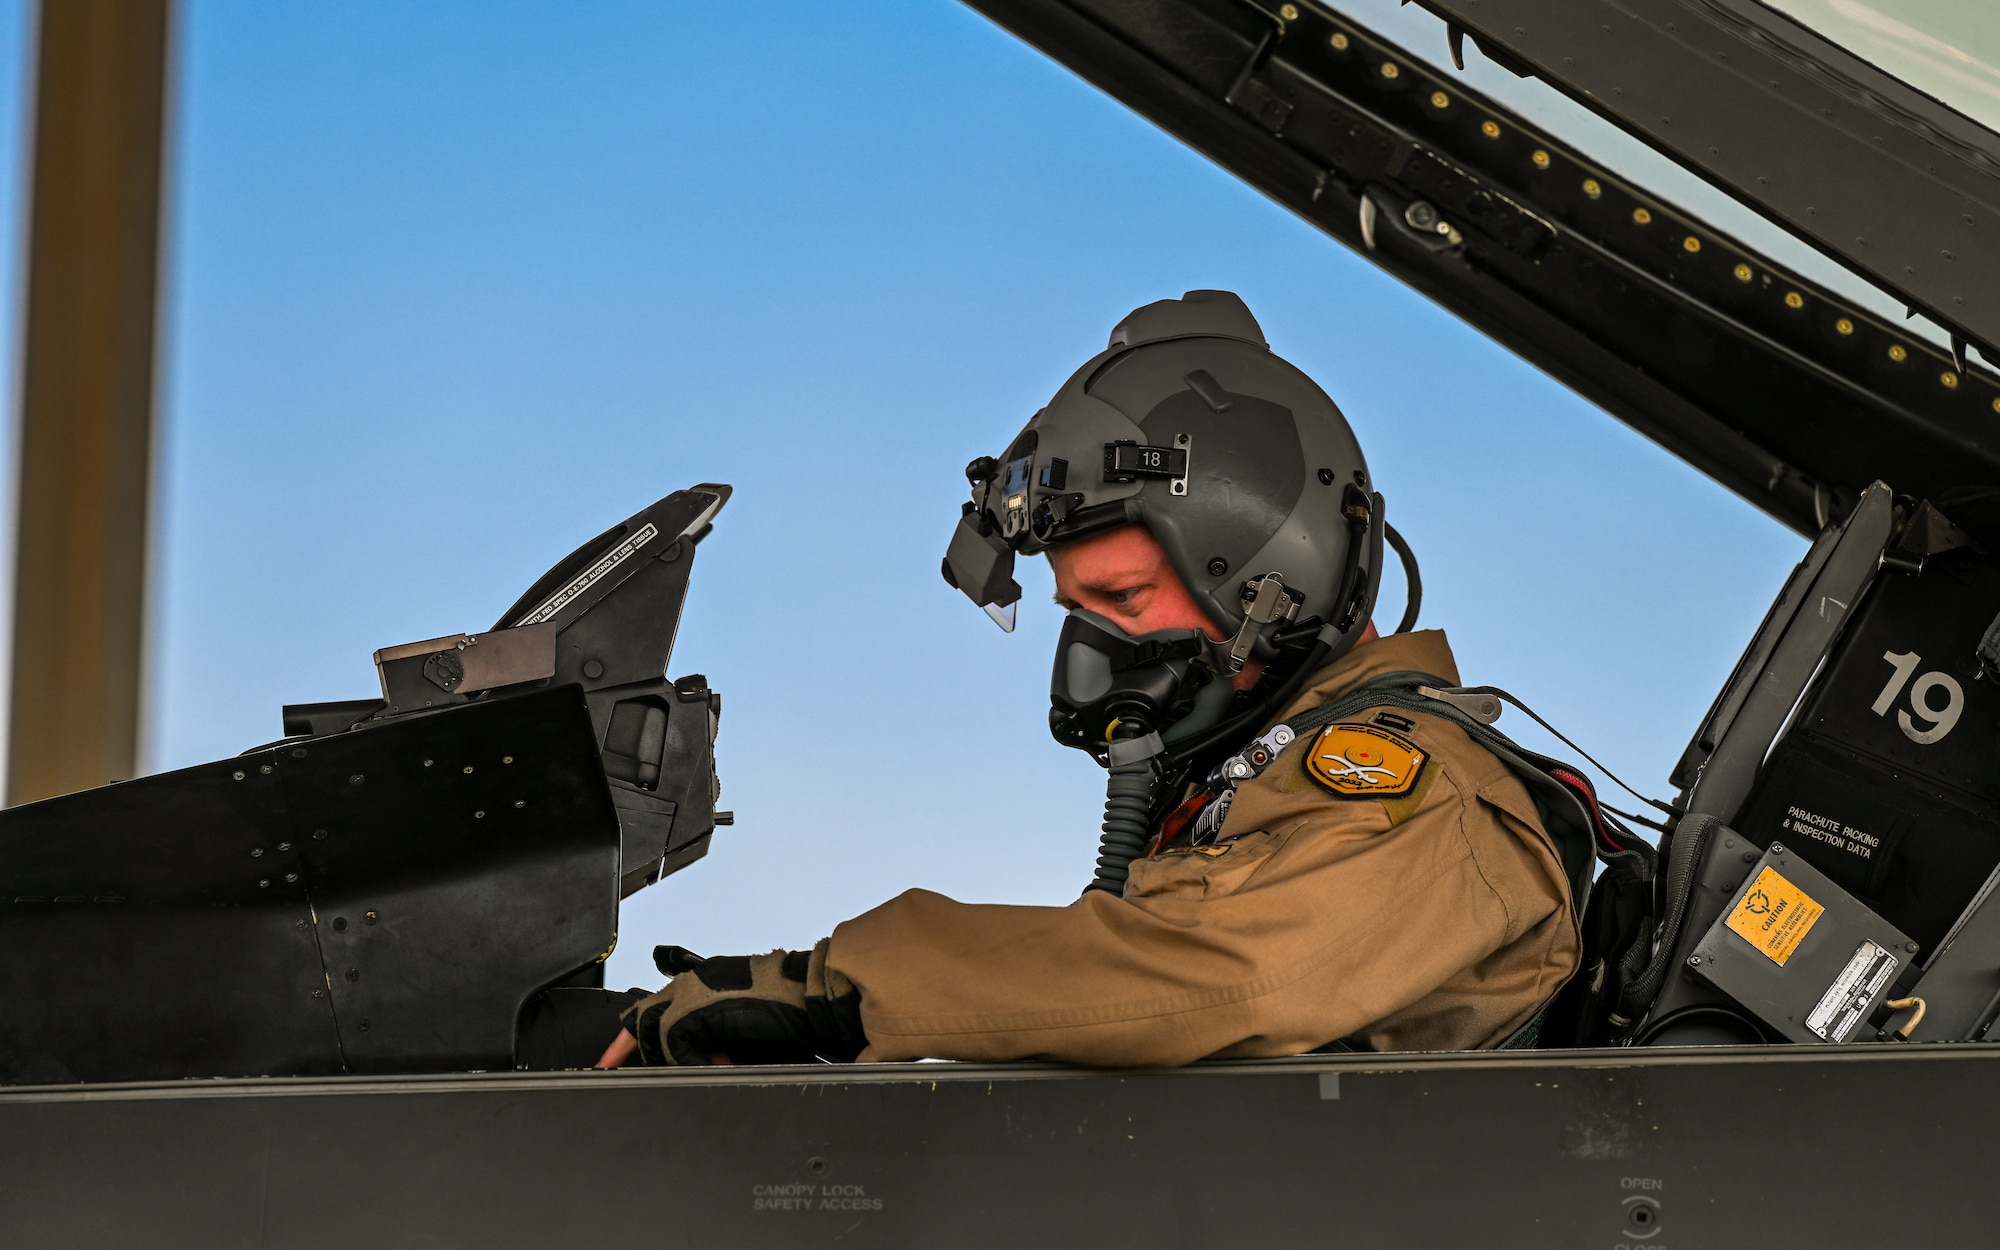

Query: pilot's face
[1048,524,1263,691]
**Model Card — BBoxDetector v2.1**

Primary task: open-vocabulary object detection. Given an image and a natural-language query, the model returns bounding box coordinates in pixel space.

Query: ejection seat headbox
[940,289,1382,663]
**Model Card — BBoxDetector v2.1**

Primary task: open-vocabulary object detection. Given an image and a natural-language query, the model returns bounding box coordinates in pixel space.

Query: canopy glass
[1760,0,2000,135]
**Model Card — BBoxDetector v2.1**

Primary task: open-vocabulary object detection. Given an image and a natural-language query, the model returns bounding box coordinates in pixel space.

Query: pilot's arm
[605,708,1578,1067]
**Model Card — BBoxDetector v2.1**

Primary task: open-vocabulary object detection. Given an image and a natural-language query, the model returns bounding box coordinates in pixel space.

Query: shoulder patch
[1304,722,1429,798]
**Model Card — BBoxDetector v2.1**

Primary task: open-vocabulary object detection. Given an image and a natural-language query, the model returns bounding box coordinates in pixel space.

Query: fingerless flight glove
[622,939,866,1066]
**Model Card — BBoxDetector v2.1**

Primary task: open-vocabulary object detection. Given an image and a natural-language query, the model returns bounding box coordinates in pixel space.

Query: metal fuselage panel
[0,685,622,1085]
[1,1047,1995,1245]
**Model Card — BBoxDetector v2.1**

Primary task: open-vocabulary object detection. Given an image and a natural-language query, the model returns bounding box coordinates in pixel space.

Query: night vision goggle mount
[943,439,1206,633]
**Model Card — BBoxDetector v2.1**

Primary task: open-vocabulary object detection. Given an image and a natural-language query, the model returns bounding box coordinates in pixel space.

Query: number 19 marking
[1872,650,1964,744]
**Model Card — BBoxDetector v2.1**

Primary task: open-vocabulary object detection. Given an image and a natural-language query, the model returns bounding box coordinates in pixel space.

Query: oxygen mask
[1048,610,1238,764]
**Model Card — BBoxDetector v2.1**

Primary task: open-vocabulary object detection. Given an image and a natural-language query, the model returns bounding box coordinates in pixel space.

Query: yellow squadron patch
[1303,723,1428,798]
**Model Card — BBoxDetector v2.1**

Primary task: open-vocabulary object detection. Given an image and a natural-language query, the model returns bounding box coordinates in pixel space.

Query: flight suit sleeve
[823,714,1578,1066]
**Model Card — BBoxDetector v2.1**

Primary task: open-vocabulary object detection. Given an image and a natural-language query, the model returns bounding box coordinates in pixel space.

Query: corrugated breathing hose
[1086,720,1163,895]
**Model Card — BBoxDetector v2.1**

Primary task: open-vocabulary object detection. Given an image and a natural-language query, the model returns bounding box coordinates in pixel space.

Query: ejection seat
[1626,483,2000,1048]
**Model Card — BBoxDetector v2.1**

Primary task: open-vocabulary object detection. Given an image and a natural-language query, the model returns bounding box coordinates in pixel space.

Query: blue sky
[0,2,1803,988]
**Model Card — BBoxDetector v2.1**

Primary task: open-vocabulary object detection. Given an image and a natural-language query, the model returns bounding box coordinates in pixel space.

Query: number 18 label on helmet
[1304,724,1428,798]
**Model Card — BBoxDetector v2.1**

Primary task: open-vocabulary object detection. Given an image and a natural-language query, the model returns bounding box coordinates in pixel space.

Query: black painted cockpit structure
[963,0,2000,535]
[0,486,730,1085]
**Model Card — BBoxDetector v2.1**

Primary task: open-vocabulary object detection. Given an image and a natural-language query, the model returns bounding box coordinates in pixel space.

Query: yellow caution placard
[1724,865,1825,966]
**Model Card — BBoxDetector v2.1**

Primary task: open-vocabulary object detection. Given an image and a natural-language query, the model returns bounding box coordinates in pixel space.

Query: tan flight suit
[823,630,1581,1065]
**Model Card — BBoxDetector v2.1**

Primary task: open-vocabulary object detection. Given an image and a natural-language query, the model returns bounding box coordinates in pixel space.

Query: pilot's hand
[595,1029,640,1069]
[595,1028,731,1068]
[611,942,865,1067]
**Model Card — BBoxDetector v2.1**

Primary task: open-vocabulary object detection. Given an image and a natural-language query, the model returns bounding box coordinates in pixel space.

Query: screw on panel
[1581,178,1601,199]
[1631,207,1652,225]
[312,989,325,999]
[295,920,308,931]
[259,764,272,775]
[1531,149,1550,169]
[806,1157,829,1176]
[258,879,271,888]
[292,747,308,759]
[423,759,434,767]
[232,770,245,781]
[277,842,290,851]
[345,968,359,982]
[313,829,327,840]
[284,873,298,883]
[350,774,365,785]
[333,917,348,932]
[474,811,486,819]
[251,848,264,857]
[514,800,525,808]
[365,910,379,924]
[358,1020,370,1032]
[502,755,514,764]
[1330,31,1348,50]
[463,765,475,774]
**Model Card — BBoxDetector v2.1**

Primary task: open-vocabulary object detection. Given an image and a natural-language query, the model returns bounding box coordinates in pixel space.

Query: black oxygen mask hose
[1085,718,1167,895]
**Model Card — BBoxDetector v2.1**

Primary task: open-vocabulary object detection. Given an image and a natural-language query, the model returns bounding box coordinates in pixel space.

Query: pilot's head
[942,290,1384,763]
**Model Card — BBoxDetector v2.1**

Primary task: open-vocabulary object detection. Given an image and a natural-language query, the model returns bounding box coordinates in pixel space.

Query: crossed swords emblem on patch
[1313,750,1400,785]
[1302,723,1428,798]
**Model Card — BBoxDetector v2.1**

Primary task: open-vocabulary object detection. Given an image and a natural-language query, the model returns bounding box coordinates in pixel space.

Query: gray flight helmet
[943,289,1383,664]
